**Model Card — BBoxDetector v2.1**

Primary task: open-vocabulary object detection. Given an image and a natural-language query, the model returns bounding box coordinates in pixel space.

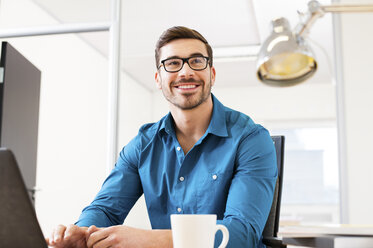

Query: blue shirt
[76,95,277,248]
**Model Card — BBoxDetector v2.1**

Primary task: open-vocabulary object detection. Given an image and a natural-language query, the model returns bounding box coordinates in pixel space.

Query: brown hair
[155,26,213,69]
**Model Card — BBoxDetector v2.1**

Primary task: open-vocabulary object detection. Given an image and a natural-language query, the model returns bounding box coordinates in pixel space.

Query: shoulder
[224,106,265,136]
[222,106,273,154]
[134,114,168,149]
[118,115,167,166]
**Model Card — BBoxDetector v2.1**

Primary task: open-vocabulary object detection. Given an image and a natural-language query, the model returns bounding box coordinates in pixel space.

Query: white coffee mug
[171,214,229,248]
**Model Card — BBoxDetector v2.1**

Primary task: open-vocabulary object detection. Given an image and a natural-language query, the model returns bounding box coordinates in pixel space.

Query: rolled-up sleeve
[216,127,277,248]
[76,136,143,227]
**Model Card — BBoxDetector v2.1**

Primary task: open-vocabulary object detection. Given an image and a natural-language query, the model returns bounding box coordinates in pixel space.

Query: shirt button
[212,174,218,180]
[176,146,181,151]
[177,208,182,213]
[179,176,185,182]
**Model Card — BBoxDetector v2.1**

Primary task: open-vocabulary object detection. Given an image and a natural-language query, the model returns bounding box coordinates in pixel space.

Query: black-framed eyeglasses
[158,56,210,73]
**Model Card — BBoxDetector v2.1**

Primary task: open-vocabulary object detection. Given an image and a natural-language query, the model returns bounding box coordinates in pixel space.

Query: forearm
[86,225,173,248]
[76,207,114,227]
[147,229,173,248]
[217,218,258,248]
[126,228,173,248]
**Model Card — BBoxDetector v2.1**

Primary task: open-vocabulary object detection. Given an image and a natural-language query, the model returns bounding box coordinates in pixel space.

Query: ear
[210,66,216,87]
[155,70,162,89]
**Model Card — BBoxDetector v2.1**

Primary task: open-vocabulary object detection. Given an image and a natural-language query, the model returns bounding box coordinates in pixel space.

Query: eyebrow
[163,52,205,61]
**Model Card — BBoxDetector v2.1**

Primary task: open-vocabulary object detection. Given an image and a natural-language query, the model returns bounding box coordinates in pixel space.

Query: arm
[86,225,173,248]
[216,127,277,248]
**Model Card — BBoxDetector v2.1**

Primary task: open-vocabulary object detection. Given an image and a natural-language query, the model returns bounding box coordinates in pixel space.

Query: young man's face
[155,39,216,110]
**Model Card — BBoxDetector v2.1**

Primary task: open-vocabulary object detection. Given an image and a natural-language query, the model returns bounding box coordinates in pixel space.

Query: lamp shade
[256,17,317,87]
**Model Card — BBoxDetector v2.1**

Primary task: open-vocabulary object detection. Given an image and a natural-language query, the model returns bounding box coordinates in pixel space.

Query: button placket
[175,145,185,166]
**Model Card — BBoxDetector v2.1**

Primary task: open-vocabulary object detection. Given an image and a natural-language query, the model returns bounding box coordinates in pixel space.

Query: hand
[86,225,173,248]
[46,224,88,248]
[86,225,146,248]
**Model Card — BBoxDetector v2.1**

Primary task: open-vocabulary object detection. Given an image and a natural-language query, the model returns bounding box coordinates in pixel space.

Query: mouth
[173,84,200,91]
[175,84,199,89]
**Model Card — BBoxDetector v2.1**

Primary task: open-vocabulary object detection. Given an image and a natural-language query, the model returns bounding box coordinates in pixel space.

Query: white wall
[0,0,153,235]
[5,34,109,235]
[0,0,104,235]
[336,1,373,224]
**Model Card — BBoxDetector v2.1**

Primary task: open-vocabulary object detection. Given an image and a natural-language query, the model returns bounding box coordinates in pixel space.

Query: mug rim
[171,214,217,217]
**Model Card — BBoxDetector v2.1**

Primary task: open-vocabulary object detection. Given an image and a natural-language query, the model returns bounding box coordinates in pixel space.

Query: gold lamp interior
[257,52,317,86]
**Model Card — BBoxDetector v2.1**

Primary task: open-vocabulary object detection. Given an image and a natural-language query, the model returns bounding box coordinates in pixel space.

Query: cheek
[157,77,171,90]
[162,74,175,86]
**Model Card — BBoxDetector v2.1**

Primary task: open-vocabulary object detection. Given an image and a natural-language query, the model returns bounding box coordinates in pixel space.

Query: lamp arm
[295,0,373,38]
[294,0,324,38]
[321,4,373,13]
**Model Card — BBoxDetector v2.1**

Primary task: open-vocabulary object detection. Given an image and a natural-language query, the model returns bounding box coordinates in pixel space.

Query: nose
[178,61,195,77]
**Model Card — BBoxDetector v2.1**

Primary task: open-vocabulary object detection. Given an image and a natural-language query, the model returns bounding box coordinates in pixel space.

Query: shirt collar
[159,112,174,136]
[158,94,228,138]
[206,94,228,137]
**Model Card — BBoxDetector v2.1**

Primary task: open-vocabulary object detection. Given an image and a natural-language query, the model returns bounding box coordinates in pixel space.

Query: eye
[165,59,181,67]
[190,57,204,64]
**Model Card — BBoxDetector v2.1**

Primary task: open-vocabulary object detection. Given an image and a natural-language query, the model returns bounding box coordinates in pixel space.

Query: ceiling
[32,0,334,91]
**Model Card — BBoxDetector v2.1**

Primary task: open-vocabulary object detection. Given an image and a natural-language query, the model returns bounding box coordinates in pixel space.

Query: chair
[262,136,286,248]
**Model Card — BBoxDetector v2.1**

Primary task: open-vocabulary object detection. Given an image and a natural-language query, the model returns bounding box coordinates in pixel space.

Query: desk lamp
[256,0,373,87]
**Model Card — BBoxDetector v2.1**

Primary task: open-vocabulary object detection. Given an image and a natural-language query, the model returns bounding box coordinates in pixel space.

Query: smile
[175,84,198,89]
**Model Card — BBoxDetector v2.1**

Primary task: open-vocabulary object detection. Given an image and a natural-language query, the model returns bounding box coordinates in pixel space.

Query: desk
[283,236,373,248]
[279,224,373,248]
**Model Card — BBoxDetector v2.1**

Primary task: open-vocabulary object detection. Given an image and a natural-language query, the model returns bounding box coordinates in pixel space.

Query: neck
[170,95,213,146]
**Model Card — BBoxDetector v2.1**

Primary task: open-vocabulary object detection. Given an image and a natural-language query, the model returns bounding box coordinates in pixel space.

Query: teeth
[178,85,197,89]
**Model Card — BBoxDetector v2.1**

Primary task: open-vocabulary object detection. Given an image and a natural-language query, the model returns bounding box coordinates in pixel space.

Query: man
[47,26,277,248]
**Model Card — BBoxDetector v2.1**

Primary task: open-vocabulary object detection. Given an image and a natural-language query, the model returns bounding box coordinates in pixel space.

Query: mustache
[172,78,203,86]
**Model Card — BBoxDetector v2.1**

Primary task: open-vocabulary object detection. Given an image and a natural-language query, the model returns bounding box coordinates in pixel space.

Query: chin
[176,97,207,110]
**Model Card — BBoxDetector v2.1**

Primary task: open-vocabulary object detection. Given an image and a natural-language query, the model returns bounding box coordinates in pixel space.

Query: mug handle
[215,224,229,248]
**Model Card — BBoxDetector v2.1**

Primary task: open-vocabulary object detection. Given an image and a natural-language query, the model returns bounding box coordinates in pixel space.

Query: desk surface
[283,236,373,248]
[279,225,373,248]
[279,224,373,237]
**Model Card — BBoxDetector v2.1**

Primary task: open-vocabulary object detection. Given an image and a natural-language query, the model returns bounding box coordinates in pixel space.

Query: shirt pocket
[196,171,233,212]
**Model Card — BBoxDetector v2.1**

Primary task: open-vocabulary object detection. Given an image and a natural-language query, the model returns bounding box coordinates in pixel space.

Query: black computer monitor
[0,42,41,203]
[0,148,47,248]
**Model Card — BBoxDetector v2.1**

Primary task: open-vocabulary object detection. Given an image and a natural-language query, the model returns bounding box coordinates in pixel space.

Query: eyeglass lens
[163,57,208,72]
